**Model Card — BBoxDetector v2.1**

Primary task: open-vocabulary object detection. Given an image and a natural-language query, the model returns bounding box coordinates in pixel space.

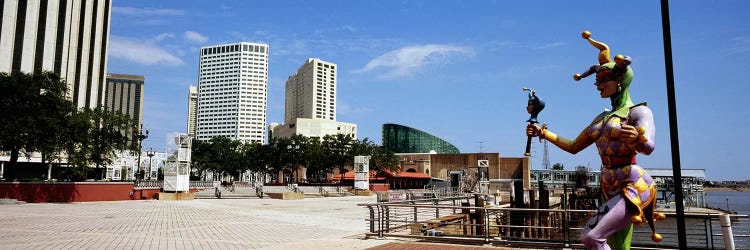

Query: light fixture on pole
[146,148,156,180]
[135,125,149,180]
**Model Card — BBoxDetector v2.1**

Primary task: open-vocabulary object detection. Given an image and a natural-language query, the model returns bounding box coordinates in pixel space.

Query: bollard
[720,214,735,250]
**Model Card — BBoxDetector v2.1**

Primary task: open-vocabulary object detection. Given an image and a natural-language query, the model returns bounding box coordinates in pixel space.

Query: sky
[107,0,750,181]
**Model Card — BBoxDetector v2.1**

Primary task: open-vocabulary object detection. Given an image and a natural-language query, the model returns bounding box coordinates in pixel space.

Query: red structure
[333,170,432,190]
[0,182,194,203]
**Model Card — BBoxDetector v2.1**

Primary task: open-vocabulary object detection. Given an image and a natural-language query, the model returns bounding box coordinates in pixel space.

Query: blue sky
[107,0,750,181]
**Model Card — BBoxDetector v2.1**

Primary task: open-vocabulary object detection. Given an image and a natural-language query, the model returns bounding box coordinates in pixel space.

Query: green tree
[552,163,565,170]
[208,137,243,180]
[350,138,399,173]
[190,139,213,180]
[0,71,137,180]
[241,141,270,182]
[323,134,353,180]
[64,107,137,179]
[303,137,329,182]
[369,145,400,172]
[0,71,74,164]
[267,137,291,181]
[287,134,308,183]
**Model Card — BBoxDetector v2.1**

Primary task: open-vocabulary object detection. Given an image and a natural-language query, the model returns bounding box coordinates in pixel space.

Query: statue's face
[596,80,620,98]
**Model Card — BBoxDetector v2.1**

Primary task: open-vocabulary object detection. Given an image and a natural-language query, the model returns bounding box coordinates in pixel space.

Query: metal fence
[359,195,749,249]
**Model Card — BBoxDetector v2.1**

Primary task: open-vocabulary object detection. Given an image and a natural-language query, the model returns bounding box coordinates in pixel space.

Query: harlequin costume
[532,31,665,250]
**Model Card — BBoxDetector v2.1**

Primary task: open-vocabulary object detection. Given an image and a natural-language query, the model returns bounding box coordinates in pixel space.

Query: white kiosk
[353,155,373,196]
[160,133,192,200]
[354,156,371,190]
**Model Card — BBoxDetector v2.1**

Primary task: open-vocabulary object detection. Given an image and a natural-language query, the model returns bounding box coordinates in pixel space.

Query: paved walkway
[0,196,391,249]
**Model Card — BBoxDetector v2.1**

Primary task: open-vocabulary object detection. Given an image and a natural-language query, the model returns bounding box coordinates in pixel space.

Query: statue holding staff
[525,31,664,250]
[523,87,545,157]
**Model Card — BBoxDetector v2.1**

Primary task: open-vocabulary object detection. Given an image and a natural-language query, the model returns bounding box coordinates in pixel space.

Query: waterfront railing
[359,195,749,249]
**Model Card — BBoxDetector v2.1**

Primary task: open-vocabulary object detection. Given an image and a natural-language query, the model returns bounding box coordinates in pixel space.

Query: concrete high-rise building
[103,73,144,132]
[285,58,337,123]
[186,85,197,138]
[196,42,268,143]
[0,0,113,109]
[271,58,356,140]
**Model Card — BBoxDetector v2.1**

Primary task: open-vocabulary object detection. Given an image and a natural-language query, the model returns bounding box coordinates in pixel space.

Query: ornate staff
[523,88,545,156]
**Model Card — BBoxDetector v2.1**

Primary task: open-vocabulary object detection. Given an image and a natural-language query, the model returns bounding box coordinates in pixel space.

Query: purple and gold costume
[530,31,664,250]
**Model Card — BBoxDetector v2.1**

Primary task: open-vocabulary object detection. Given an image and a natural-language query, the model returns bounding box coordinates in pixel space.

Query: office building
[271,58,357,140]
[0,0,112,108]
[270,118,356,140]
[103,73,144,132]
[187,85,197,138]
[284,58,337,122]
[196,42,269,143]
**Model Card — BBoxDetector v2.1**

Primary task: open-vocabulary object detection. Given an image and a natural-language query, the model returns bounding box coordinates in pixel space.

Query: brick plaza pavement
[0,195,393,249]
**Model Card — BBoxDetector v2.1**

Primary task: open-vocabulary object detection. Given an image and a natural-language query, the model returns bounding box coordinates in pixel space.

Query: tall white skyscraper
[0,0,113,109]
[285,58,336,123]
[186,85,197,138]
[196,42,269,143]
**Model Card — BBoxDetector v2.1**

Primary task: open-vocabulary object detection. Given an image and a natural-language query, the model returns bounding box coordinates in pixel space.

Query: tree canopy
[0,71,137,180]
[190,134,400,183]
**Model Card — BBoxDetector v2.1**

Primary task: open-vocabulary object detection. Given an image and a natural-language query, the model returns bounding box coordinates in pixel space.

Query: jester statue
[525,31,665,250]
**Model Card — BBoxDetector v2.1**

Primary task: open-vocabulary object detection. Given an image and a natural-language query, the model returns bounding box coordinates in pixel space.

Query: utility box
[163,133,191,192]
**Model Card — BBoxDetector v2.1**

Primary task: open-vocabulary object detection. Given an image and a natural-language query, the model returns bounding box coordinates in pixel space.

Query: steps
[0,198,25,205]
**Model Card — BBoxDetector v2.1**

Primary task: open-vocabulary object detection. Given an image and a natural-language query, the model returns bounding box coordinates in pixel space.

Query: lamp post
[135,125,149,180]
[146,148,155,180]
[287,141,300,183]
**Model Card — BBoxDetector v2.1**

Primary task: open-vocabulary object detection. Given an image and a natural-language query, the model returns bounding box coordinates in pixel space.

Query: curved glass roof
[382,123,460,154]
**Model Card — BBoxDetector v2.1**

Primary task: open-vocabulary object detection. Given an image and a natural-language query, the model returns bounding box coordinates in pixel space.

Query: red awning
[332,170,431,180]
[382,169,431,179]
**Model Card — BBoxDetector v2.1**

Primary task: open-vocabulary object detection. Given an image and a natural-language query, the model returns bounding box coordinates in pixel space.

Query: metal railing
[133,180,162,189]
[133,180,218,190]
[359,195,749,249]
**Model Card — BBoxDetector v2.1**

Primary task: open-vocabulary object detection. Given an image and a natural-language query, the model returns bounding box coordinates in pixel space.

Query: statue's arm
[629,106,655,155]
[540,120,598,154]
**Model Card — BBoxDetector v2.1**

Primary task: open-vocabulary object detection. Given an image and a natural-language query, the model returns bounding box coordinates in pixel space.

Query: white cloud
[354,44,473,78]
[154,33,175,42]
[109,37,184,66]
[337,102,373,116]
[532,42,565,50]
[184,31,208,44]
[112,7,186,16]
[341,25,358,32]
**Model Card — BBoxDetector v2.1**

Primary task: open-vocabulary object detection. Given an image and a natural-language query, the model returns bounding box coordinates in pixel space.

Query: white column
[1,162,4,179]
[0,0,19,72]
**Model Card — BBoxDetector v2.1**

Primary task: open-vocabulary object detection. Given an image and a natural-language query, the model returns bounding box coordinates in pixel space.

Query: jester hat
[573,31,634,117]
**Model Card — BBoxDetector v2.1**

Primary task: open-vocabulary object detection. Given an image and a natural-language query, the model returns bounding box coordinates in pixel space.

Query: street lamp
[286,141,301,183]
[135,125,149,180]
[146,148,155,180]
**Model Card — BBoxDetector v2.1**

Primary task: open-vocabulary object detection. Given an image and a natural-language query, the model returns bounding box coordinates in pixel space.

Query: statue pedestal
[353,189,374,196]
[267,192,304,200]
[157,192,195,200]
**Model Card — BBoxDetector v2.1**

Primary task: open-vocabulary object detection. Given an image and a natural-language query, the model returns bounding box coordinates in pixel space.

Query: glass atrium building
[382,123,460,154]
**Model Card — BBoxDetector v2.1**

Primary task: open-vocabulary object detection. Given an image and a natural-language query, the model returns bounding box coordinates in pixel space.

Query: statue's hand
[618,124,639,143]
[526,124,542,137]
